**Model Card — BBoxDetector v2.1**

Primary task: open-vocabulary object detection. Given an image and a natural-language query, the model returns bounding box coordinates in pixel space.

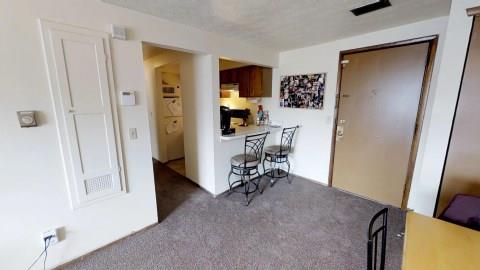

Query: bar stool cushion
[265,145,288,156]
[231,154,260,167]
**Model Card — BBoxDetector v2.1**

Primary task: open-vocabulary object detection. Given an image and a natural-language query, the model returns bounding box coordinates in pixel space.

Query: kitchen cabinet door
[249,66,263,97]
[230,69,238,83]
[220,65,271,97]
[238,67,250,97]
[220,70,231,84]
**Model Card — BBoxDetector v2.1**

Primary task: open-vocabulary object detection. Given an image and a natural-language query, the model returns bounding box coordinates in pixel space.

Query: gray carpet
[59,162,406,270]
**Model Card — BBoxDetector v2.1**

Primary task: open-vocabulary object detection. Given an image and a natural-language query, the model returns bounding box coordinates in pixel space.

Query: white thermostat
[120,91,136,106]
[17,111,37,127]
[111,24,127,40]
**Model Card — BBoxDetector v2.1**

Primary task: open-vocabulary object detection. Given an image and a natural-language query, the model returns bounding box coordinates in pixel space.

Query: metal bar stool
[262,126,299,187]
[228,132,269,205]
[367,208,388,270]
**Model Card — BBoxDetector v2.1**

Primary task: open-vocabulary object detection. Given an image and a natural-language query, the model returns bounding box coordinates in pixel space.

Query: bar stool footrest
[264,169,289,179]
[229,179,260,195]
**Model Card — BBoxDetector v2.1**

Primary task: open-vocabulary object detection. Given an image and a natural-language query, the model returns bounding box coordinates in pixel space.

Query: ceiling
[219,58,249,71]
[142,43,165,60]
[104,0,451,51]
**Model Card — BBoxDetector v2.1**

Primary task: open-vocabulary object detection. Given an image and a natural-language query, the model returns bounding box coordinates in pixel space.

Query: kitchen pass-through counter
[220,125,283,141]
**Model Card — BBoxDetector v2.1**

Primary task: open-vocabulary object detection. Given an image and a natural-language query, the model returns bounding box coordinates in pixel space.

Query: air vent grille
[84,174,113,194]
[350,0,391,16]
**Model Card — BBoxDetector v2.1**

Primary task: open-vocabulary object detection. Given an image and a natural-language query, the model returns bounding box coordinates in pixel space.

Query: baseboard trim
[53,222,158,269]
[295,174,329,187]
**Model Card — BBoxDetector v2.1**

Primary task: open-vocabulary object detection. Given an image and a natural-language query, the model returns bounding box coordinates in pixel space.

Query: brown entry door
[436,18,480,216]
[332,42,430,207]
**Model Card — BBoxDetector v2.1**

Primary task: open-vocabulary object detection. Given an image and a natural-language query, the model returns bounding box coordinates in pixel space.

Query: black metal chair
[367,208,388,270]
[228,132,269,205]
[262,126,299,186]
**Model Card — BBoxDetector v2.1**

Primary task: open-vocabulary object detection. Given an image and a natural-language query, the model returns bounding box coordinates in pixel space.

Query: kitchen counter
[220,124,282,141]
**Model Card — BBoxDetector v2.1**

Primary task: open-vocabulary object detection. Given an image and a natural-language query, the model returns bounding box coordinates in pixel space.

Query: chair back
[243,132,269,167]
[367,208,388,270]
[279,126,299,155]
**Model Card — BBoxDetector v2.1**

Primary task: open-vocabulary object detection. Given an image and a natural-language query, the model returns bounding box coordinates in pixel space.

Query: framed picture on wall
[279,73,326,109]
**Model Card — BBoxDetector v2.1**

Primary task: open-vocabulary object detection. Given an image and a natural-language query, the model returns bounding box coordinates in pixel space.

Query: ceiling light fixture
[350,0,392,16]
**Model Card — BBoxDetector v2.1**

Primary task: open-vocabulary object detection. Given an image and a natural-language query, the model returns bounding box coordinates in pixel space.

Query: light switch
[129,128,137,140]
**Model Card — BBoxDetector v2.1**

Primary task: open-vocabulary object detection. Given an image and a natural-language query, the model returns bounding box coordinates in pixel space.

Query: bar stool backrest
[243,132,269,168]
[367,208,388,270]
[279,126,299,156]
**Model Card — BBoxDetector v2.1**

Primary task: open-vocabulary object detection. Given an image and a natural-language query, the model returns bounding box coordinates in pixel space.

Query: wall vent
[350,0,391,16]
[84,174,113,194]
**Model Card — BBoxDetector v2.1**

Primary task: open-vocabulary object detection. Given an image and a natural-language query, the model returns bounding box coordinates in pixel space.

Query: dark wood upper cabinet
[249,66,263,97]
[230,68,238,83]
[219,65,272,97]
[220,69,231,84]
[237,67,250,97]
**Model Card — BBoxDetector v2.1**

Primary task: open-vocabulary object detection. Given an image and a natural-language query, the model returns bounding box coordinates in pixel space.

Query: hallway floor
[59,162,406,270]
[166,158,186,176]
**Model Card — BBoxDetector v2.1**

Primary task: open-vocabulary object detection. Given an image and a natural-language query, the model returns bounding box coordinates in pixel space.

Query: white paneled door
[41,21,124,208]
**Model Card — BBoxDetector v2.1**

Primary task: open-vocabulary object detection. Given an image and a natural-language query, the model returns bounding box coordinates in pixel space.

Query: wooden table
[402,212,480,270]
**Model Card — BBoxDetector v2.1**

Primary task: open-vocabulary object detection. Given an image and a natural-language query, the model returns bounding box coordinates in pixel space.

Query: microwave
[162,85,181,97]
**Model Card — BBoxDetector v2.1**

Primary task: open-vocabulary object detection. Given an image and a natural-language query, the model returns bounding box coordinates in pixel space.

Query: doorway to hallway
[143,44,189,177]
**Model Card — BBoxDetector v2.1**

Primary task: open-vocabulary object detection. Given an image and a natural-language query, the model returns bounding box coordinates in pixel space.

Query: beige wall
[181,54,218,192]
[408,0,480,215]
[219,58,250,70]
[0,1,277,269]
[4,1,479,270]
[261,16,449,215]
[260,1,480,216]
[161,71,181,86]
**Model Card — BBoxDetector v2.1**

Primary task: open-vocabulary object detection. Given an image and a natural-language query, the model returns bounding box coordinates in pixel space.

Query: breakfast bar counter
[216,123,292,193]
[220,125,283,141]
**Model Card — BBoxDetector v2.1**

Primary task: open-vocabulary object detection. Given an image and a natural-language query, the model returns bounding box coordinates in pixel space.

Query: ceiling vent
[350,0,392,16]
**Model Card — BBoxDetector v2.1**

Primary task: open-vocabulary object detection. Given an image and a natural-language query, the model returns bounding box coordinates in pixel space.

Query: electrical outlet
[42,229,59,246]
[129,128,137,140]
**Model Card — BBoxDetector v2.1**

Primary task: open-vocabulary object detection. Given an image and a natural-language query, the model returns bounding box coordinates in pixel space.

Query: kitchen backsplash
[220,91,259,124]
